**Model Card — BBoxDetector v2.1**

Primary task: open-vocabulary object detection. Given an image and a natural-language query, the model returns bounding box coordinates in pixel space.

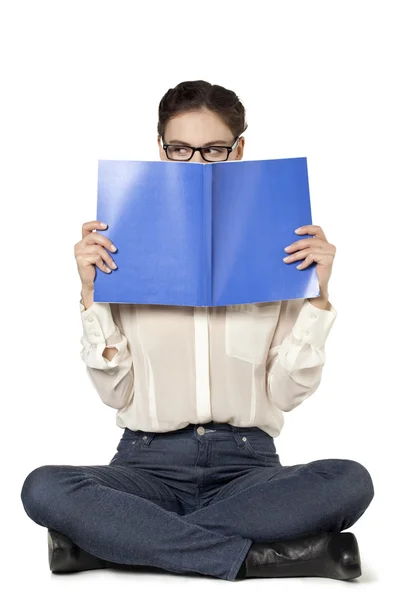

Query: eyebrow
[167,139,229,146]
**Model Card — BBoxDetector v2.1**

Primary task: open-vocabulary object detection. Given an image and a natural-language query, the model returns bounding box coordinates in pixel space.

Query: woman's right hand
[74,221,118,289]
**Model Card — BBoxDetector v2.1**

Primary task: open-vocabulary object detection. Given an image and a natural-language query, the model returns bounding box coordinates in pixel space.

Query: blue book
[94,158,320,306]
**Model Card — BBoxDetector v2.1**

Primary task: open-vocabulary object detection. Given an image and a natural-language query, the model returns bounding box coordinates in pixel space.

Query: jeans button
[197,426,205,435]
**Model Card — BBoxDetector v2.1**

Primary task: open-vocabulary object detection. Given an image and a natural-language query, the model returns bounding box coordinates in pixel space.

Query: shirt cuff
[292,298,337,348]
[80,299,118,344]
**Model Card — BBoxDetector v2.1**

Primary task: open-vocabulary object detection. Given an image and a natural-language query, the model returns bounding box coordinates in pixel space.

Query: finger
[296,251,334,269]
[284,246,334,261]
[82,220,108,239]
[296,253,315,270]
[284,237,326,253]
[94,255,114,274]
[83,244,118,270]
[76,252,114,274]
[76,244,117,271]
[295,225,327,242]
[83,231,117,253]
[283,248,311,263]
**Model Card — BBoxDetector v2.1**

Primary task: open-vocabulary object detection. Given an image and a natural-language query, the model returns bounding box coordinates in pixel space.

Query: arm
[81,286,118,361]
[266,296,337,412]
[80,287,134,410]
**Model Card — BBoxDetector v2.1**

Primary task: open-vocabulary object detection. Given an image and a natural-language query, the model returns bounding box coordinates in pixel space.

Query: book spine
[304,157,313,223]
[203,165,213,306]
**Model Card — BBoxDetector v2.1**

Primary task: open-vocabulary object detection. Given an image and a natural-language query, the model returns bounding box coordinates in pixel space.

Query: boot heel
[48,529,109,573]
[327,532,362,580]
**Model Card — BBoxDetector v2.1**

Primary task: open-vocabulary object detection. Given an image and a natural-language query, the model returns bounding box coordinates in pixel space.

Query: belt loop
[232,428,245,448]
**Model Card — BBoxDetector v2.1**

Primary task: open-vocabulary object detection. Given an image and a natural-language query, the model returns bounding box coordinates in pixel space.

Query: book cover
[94,158,320,306]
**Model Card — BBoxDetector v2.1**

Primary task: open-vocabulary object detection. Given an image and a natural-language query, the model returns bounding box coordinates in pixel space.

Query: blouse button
[87,316,94,322]
[310,313,316,319]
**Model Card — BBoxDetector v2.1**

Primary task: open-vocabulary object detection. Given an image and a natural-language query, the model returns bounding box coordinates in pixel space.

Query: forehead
[164,109,232,144]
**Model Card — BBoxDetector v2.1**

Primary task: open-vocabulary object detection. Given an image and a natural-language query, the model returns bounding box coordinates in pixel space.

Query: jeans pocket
[241,435,280,463]
[109,429,143,464]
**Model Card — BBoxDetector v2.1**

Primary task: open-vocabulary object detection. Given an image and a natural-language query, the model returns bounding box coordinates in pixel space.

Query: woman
[21,80,374,582]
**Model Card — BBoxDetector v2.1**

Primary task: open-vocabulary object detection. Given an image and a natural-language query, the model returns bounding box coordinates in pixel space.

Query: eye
[170,146,191,156]
[203,147,225,155]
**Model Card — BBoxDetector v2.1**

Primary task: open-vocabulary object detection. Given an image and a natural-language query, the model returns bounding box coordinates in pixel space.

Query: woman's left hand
[283,225,336,295]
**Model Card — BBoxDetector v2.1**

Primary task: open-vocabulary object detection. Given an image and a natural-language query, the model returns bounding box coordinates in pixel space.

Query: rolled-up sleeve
[266,298,337,412]
[80,299,134,409]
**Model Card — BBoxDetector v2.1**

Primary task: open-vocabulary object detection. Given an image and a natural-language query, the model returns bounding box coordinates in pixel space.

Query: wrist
[81,284,94,310]
[308,292,330,311]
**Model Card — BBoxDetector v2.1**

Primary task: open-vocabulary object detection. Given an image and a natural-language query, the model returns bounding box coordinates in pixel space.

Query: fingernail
[111,244,117,252]
[100,222,107,228]
[283,256,290,262]
[295,227,302,233]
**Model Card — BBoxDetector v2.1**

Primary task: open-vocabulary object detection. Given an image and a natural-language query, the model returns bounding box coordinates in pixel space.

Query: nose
[190,149,206,164]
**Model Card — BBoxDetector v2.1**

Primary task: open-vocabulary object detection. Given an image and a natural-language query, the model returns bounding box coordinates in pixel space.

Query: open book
[93,157,320,306]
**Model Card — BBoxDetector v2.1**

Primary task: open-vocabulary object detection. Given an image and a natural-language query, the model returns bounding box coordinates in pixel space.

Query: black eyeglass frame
[161,136,241,162]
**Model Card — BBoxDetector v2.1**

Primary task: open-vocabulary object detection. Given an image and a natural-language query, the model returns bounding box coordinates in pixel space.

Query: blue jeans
[20,422,374,581]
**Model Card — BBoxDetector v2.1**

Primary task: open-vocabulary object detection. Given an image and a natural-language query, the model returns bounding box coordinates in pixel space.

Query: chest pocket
[225,302,281,364]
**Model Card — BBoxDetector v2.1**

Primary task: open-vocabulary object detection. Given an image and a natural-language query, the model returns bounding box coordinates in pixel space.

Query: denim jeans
[20,421,374,581]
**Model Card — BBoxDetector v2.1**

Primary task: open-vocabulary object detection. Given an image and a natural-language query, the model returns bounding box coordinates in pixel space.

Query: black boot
[237,532,361,580]
[48,529,131,573]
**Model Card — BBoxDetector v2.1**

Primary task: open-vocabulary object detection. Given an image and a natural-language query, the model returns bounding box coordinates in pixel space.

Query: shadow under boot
[236,531,361,580]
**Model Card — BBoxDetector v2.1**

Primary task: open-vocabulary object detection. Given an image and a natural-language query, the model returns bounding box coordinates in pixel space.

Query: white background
[1,0,398,598]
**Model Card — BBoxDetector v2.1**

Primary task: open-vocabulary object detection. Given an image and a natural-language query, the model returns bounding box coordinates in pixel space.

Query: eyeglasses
[161,137,240,162]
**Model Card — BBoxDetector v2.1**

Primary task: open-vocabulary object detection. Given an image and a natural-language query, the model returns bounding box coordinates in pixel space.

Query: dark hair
[157,80,248,140]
